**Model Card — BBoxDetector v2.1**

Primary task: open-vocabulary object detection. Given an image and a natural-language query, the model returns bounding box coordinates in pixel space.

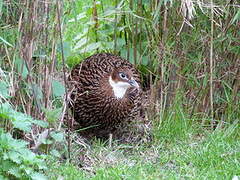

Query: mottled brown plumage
[68,53,142,137]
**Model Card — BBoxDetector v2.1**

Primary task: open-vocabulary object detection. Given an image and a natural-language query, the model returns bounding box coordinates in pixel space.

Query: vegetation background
[0,0,239,179]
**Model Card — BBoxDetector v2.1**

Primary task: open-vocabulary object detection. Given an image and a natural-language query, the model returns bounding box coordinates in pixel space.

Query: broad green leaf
[68,12,86,22]
[0,81,9,98]
[79,42,101,53]
[42,139,53,145]
[50,131,64,142]
[21,150,36,162]
[0,103,47,132]
[116,38,125,49]
[52,80,65,97]
[0,128,47,179]
[44,107,62,124]
[24,167,34,175]
[8,167,21,178]
[50,149,61,158]
[11,112,33,132]
[0,132,27,150]
[8,151,21,164]
[32,84,43,100]
[1,160,15,171]
[9,139,28,150]
[73,28,88,41]
[32,119,48,128]
[12,118,32,132]
[57,41,71,58]
[36,156,48,169]
[73,36,88,50]
[14,58,28,79]
[30,172,48,180]
[103,8,116,17]
[0,175,8,180]
[104,41,114,49]
[142,56,149,66]
[0,102,14,120]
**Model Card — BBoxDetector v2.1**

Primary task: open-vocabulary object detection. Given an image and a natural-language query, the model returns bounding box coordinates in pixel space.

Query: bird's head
[109,69,139,99]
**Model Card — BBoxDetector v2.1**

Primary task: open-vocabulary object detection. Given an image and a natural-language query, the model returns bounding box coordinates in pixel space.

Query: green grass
[48,120,240,179]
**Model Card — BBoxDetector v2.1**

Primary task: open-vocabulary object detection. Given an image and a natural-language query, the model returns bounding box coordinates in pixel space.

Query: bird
[68,53,142,138]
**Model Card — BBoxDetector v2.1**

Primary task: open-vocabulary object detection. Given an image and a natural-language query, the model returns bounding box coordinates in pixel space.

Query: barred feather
[68,53,142,137]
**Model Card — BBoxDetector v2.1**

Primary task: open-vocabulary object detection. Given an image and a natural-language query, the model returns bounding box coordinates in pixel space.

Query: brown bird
[68,53,142,138]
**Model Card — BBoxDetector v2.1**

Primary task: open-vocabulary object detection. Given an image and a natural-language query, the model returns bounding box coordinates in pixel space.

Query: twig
[56,0,71,161]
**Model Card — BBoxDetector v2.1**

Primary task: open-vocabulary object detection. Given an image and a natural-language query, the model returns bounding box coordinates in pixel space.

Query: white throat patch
[109,77,131,99]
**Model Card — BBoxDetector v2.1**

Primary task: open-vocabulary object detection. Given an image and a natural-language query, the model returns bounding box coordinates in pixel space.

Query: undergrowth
[47,119,240,179]
[0,0,240,179]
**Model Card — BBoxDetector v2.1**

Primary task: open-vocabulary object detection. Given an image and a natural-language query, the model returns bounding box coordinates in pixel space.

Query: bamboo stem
[210,0,214,128]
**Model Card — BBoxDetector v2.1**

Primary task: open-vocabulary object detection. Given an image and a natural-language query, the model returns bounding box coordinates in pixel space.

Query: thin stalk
[159,4,168,122]
[56,0,71,161]
[44,1,50,109]
[210,0,214,128]
[114,0,118,54]
[123,13,129,58]
[138,0,142,57]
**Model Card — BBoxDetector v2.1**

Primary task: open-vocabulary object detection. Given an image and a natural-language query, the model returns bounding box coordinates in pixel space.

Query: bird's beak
[129,79,139,88]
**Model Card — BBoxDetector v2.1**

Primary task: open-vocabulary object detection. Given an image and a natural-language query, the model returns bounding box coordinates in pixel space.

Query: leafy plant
[0,103,48,132]
[0,71,48,179]
[0,129,47,180]
[0,102,48,179]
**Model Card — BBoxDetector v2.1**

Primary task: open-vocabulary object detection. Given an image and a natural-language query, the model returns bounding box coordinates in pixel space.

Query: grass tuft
[47,115,240,179]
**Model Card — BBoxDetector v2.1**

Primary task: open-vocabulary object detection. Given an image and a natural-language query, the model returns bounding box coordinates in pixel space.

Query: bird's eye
[119,72,127,79]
